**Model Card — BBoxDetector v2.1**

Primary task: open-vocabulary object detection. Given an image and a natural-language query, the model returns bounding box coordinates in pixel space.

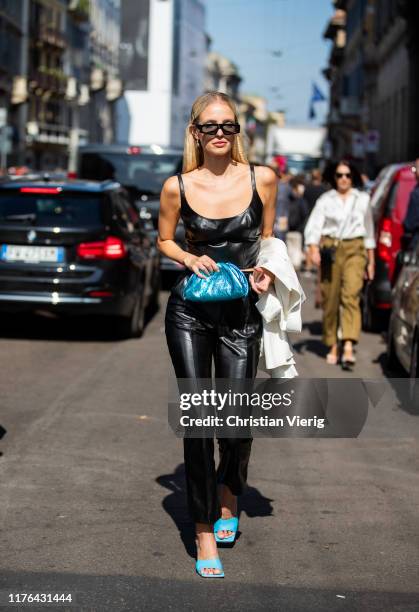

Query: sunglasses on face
[335,172,352,179]
[195,122,241,136]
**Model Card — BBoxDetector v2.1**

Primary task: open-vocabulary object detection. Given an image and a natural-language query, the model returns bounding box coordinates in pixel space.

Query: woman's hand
[366,260,375,281]
[183,254,219,279]
[309,245,321,267]
[366,249,375,281]
[249,266,275,294]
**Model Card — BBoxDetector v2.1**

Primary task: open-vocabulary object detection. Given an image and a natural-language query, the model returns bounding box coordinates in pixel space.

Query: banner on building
[120,0,150,90]
[352,132,365,158]
[365,130,380,153]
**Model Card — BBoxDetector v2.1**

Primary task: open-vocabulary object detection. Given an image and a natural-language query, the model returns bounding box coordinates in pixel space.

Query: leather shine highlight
[165,165,263,525]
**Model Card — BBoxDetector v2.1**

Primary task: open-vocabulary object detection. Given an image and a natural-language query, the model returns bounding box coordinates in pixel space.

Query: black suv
[0,176,160,337]
[78,144,186,275]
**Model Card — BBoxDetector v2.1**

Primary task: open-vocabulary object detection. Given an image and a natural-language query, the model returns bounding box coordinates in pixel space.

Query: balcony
[330,44,345,67]
[0,72,11,93]
[323,10,346,40]
[26,122,70,146]
[106,78,122,102]
[363,41,378,70]
[68,0,90,22]
[30,68,68,96]
[90,67,105,91]
[340,97,362,117]
[328,107,341,125]
[39,25,66,49]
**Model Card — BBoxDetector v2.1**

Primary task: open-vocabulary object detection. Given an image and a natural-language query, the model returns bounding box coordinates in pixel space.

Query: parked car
[77,144,186,276]
[369,163,404,214]
[387,243,419,412]
[0,176,160,337]
[362,163,417,331]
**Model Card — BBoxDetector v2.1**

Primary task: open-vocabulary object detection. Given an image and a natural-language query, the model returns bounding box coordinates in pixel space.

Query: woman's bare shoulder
[161,175,180,197]
[254,164,277,187]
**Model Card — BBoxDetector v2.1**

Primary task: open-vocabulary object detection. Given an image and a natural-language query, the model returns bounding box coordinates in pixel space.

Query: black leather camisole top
[177,164,263,270]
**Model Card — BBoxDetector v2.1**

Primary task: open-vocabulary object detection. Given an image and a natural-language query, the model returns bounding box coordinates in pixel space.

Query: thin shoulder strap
[177,173,188,208]
[177,173,185,199]
[250,164,256,192]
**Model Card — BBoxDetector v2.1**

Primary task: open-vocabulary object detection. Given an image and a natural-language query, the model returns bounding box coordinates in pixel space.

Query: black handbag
[320,242,338,265]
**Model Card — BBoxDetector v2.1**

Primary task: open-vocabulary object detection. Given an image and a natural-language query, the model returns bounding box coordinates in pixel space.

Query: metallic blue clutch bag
[183,262,249,302]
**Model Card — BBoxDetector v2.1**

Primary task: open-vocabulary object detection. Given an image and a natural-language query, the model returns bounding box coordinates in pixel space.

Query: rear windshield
[383,178,416,223]
[0,192,103,227]
[396,179,416,223]
[79,152,182,196]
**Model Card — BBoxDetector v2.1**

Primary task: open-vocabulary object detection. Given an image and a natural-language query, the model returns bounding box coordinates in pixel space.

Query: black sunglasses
[195,122,241,136]
[335,172,352,179]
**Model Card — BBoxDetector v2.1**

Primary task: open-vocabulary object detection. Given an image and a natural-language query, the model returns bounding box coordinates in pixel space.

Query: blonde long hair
[182,91,248,173]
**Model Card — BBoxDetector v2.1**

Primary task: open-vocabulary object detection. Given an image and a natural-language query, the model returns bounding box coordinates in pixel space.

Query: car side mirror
[400,233,412,252]
[402,251,413,265]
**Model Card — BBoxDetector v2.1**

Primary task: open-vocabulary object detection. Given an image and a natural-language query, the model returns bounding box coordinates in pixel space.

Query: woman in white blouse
[304,160,376,368]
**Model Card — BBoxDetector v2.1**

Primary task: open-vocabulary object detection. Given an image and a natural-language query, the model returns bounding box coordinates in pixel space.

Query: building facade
[0,0,123,172]
[84,0,122,145]
[25,0,70,169]
[0,0,26,169]
[116,0,206,148]
[323,0,418,175]
[204,51,242,101]
[399,0,419,160]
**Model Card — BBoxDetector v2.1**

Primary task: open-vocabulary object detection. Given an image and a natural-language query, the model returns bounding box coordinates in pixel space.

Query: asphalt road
[0,273,418,612]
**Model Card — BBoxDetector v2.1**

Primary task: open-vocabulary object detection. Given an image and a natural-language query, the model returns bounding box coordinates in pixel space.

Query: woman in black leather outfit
[158,92,277,577]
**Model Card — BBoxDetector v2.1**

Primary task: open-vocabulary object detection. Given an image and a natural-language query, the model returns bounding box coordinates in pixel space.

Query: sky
[205,0,332,126]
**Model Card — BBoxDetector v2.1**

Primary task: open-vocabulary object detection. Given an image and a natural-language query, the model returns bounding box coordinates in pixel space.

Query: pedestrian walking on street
[273,172,291,240]
[304,169,328,303]
[304,169,327,214]
[286,176,309,270]
[304,160,376,369]
[158,91,277,578]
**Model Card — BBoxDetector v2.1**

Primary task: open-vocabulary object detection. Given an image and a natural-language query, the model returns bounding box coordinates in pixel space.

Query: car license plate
[0,244,64,263]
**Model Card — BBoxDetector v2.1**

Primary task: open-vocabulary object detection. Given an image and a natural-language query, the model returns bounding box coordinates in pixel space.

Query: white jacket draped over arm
[255,238,306,378]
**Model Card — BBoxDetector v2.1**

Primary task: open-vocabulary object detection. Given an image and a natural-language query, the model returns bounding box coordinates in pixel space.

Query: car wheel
[361,282,390,332]
[117,292,145,339]
[361,284,374,331]
[386,322,402,372]
[408,332,419,414]
[362,299,388,332]
[147,270,160,318]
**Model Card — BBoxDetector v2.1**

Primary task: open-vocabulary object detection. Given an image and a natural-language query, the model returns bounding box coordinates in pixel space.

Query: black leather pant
[165,279,262,524]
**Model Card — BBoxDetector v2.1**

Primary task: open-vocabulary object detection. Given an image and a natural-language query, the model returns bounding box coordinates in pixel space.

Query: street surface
[0,273,419,611]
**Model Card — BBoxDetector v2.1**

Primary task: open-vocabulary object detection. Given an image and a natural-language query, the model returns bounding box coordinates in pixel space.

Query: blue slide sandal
[196,557,225,578]
[214,517,239,544]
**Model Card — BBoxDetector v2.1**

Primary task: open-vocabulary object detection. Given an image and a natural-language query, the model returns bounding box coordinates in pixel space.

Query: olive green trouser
[320,236,367,347]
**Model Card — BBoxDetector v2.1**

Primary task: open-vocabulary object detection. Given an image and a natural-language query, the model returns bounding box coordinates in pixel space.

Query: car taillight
[88,290,114,297]
[127,146,141,155]
[77,236,126,260]
[20,187,62,194]
[377,218,393,262]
